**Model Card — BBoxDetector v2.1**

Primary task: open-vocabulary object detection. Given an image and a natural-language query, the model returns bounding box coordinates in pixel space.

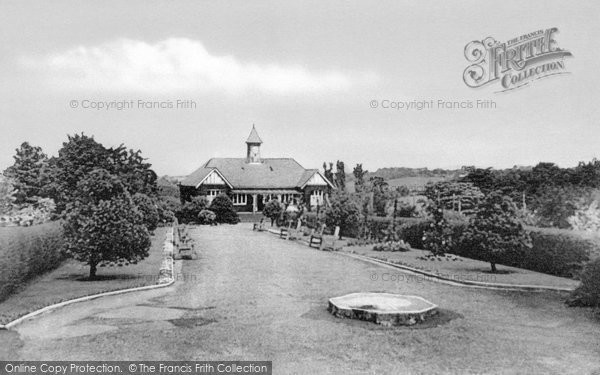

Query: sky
[1,0,599,176]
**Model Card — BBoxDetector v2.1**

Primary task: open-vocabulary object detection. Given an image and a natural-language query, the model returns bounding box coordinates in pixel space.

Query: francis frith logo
[463,28,572,92]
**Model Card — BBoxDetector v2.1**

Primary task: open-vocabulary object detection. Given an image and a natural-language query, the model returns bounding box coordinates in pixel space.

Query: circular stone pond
[328,292,438,326]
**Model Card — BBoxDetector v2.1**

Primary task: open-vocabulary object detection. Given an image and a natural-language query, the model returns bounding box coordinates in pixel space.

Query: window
[206,189,223,203]
[232,193,247,206]
[310,190,324,206]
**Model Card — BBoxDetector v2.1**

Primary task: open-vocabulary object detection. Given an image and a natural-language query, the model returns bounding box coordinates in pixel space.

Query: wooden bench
[308,223,326,248]
[287,220,304,240]
[174,225,198,260]
[320,226,341,251]
[253,218,266,231]
[280,222,292,239]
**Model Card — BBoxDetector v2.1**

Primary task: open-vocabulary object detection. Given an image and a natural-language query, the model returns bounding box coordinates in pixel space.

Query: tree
[209,194,240,224]
[47,133,157,214]
[0,176,17,215]
[63,169,151,279]
[461,167,497,194]
[424,181,484,214]
[132,193,159,232]
[353,164,367,190]
[367,177,391,217]
[325,191,362,239]
[323,162,335,187]
[422,203,454,256]
[531,185,582,228]
[461,192,531,273]
[3,142,51,204]
[335,160,346,191]
[110,146,158,197]
[263,199,283,226]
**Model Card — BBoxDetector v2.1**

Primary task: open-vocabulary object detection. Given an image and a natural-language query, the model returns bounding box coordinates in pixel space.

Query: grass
[164,225,600,374]
[340,244,580,289]
[0,227,167,325]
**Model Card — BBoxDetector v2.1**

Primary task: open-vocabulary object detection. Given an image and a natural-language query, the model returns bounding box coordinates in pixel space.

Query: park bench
[253,218,266,231]
[308,223,326,249]
[280,222,292,239]
[320,226,341,251]
[174,225,198,260]
[287,220,303,240]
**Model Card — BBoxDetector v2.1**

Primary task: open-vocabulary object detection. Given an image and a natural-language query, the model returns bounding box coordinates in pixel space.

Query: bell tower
[246,124,263,164]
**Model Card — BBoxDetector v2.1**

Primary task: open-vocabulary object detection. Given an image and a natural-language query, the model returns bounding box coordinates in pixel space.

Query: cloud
[21,38,376,94]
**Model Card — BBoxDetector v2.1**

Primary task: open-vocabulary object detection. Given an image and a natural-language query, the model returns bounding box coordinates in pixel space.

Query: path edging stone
[260,225,576,293]
[0,226,178,330]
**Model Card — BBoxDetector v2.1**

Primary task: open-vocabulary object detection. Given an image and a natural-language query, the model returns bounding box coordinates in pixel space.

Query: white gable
[199,170,227,186]
[305,172,328,186]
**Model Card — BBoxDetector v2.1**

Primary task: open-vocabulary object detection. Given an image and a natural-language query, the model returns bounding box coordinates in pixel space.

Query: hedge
[307,211,598,279]
[567,258,600,307]
[0,222,66,302]
[449,224,596,279]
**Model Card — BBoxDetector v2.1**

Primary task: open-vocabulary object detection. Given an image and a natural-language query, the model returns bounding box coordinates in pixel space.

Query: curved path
[2,225,599,374]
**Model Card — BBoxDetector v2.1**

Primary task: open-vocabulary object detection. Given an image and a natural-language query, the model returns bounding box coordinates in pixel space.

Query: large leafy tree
[63,169,151,279]
[461,192,531,273]
[47,133,157,213]
[132,193,159,232]
[3,142,51,204]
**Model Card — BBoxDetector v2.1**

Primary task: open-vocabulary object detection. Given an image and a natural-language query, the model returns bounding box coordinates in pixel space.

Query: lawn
[341,244,580,289]
[0,227,167,325]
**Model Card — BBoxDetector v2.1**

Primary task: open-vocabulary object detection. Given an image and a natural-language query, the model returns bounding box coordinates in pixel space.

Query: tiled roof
[179,167,215,187]
[181,158,335,189]
[203,158,307,188]
[296,169,318,187]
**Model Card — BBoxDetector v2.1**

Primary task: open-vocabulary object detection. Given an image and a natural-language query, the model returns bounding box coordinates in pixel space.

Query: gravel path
[2,224,599,374]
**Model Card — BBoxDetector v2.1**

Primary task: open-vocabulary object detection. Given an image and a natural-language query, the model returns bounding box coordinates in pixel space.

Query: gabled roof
[179,167,232,188]
[297,169,336,188]
[246,125,263,144]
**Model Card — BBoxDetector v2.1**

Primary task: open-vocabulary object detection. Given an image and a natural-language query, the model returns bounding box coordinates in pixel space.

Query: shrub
[522,231,591,278]
[198,209,216,225]
[325,191,362,239]
[263,199,283,226]
[132,193,159,232]
[422,204,455,256]
[567,258,600,307]
[397,203,417,217]
[0,222,65,302]
[157,196,181,224]
[398,220,431,249]
[177,196,208,224]
[209,194,240,224]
